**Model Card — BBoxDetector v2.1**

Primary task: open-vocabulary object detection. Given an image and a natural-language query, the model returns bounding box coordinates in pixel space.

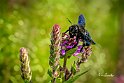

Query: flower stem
[63,56,67,69]
[63,56,68,81]
[53,78,56,83]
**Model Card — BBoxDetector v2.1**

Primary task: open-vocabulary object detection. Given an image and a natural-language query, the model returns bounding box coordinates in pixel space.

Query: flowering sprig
[49,24,61,83]
[60,33,92,81]
[48,24,94,83]
[20,47,32,83]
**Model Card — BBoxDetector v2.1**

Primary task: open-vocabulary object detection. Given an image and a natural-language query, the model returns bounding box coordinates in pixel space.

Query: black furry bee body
[65,14,95,47]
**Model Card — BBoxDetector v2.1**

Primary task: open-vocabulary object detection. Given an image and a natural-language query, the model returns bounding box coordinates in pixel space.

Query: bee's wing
[82,30,96,45]
[78,14,85,27]
[85,31,96,45]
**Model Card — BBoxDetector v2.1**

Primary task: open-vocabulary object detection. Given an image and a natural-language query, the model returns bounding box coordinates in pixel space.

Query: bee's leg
[79,34,86,51]
[73,41,78,48]
[62,30,69,37]
[80,41,85,52]
[83,42,86,47]
[91,39,96,45]
[64,30,69,33]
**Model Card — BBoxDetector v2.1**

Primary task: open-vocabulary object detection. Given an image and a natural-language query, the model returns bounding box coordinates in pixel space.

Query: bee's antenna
[67,18,72,25]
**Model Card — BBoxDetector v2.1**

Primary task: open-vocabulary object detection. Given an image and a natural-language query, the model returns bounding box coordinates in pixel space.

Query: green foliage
[71,62,77,75]
[48,69,52,78]
[24,79,31,83]
[64,69,90,83]
[67,48,77,58]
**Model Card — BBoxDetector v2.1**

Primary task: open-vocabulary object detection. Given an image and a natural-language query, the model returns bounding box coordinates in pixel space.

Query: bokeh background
[0,0,124,83]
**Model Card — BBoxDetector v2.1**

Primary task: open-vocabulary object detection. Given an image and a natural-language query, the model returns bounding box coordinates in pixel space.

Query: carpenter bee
[64,14,96,47]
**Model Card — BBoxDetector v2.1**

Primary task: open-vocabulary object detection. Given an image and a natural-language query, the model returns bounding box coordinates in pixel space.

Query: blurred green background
[0,0,124,83]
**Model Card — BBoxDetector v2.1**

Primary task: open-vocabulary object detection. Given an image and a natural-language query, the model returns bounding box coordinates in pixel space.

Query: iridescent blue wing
[78,14,85,27]
[84,31,96,45]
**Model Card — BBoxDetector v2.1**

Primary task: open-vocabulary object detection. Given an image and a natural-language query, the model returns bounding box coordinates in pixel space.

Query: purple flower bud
[78,45,82,49]
[73,45,82,56]
[66,45,73,49]
[61,40,68,46]
[61,49,66,55]
[73,52,79,56]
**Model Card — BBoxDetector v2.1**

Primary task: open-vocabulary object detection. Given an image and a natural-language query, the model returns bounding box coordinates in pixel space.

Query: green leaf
[49,56,55,66]
[56,78,63,83]
[66,48,77,58]
[47,69,52,77]
[64,69,90,83]
[71,62,76,75]
[24,79,31,83]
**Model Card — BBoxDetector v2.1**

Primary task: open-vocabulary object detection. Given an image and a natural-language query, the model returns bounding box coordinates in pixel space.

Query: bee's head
[69,25,79,37]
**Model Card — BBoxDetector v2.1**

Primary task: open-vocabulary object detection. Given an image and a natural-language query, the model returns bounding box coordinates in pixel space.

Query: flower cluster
[61,33,77,56]
[60,33,92,62]
[60,32,93,74]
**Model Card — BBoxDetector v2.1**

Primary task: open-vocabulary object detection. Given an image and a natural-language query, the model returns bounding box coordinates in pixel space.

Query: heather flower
[20,47,32,82]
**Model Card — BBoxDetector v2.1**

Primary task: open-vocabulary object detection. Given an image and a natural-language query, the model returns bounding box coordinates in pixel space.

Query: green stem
[24,79,32,83]
[66,72,72,81]
[63,56,67,68]
[63,56,68,82]
[52,78,56,83]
